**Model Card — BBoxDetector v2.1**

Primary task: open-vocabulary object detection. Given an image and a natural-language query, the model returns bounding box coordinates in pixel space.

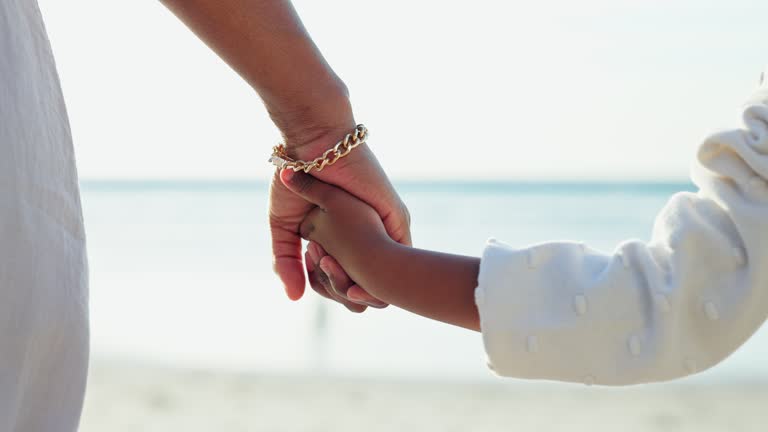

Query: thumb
[270,218,306,301]
[280,169,335,208]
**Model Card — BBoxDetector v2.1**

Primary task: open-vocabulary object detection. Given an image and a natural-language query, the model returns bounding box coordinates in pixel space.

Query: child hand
[305,241,388,309]
[280,169,396,286]
[282,168,481,331]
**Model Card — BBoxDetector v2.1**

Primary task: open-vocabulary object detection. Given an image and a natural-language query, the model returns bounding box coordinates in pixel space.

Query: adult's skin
[160,0,410,311]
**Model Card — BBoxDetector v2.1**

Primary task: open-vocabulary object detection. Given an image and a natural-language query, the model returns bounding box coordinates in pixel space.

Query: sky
[38,0,767,181]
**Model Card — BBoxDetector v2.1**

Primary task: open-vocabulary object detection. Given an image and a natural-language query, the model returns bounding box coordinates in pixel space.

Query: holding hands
[161,0,480,327]
[166,0,768,386]
[281,168,395,296]
[160,0,411,311]
[267,118,411,311]
[280,168,482,331]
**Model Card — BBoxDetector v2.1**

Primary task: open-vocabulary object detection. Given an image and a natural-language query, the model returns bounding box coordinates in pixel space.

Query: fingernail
[307,244,319,265]
[282,169,294,182]
[361,300,384,308]
[346,291,378,307]
[319,261,331,274]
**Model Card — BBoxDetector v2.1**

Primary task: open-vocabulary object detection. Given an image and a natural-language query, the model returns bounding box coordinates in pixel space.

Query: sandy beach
[74,183,768,432]
[80,360,768,432]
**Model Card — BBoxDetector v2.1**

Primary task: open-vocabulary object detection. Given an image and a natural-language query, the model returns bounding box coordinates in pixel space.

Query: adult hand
[268,102,411,309]
[160,0,407,311]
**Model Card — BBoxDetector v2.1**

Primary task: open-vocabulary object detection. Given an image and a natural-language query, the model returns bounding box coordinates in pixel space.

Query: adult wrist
[267,84,355,158]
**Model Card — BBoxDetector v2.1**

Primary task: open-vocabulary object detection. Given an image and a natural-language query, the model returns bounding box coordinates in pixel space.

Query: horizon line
[80,178,695,188]
[80,176,691,184]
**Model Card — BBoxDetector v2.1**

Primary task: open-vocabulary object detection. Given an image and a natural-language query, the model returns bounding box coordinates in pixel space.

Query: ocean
[81,180,768,382]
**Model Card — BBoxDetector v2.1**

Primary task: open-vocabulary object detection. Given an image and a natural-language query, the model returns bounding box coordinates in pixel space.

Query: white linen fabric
[0,0,89,430]
[476,71,768,386]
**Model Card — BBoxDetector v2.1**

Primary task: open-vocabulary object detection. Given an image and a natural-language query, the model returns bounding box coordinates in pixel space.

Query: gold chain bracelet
[268,124,368,173]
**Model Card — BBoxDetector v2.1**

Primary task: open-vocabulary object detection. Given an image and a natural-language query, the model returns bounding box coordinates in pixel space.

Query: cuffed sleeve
[476,73,768,386]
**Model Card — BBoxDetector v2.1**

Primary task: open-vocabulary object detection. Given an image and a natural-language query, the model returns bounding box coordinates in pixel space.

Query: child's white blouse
[475,74,768,386]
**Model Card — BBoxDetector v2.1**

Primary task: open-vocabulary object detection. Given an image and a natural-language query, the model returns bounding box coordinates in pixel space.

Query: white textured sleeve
[476,76,768,386]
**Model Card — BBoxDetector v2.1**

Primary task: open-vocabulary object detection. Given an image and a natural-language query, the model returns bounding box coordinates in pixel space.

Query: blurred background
[38,0,768,430]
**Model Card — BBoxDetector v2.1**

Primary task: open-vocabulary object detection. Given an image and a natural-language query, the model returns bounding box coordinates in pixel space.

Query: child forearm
[350,243,481,331]
[280,171,481,330]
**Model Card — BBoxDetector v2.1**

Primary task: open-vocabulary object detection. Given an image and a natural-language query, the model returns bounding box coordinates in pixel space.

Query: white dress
[0,0,88,430]
[476,70,768,386]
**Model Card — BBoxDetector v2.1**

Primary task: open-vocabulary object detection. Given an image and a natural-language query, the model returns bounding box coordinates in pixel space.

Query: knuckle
[402,202,412,226]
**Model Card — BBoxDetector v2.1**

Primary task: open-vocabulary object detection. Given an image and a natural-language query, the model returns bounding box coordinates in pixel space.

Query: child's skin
[281,169,481,331]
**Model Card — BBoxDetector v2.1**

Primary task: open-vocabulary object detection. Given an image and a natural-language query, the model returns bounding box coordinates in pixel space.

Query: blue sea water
[81,181,768,382]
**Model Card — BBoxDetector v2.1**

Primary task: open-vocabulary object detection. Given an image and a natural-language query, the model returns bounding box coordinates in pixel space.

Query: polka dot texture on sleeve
[475,78,768,386]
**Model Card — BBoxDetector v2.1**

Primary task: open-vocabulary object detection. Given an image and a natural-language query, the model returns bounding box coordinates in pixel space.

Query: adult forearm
[352,244,481,331]
[160,0,353,145]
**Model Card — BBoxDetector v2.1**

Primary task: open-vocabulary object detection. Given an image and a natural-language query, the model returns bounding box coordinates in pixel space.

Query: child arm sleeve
[475,79,768,386]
